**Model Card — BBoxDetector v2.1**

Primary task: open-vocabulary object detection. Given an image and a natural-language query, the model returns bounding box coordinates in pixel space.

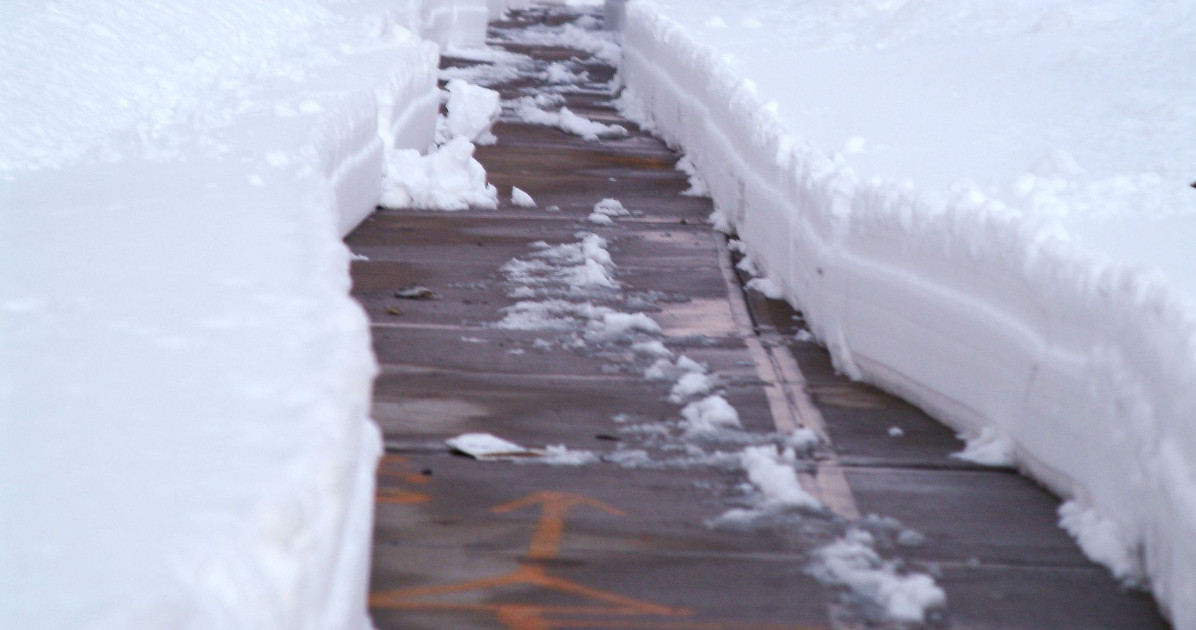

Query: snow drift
[618,0,1196,626]
[0,0,527,628]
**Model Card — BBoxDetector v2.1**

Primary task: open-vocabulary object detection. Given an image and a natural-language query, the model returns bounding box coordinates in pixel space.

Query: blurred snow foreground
[0,0,538,628]
[614,0,1196,626]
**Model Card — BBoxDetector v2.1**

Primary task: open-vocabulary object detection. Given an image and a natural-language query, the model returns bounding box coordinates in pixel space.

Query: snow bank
[620,0,1196,624]
[0,1,491,628]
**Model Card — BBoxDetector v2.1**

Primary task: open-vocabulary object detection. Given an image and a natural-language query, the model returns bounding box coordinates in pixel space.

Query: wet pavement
[348,6,1169,630]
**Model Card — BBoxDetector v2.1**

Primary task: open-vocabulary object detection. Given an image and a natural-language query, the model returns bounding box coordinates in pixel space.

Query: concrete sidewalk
[348,6,1168,629]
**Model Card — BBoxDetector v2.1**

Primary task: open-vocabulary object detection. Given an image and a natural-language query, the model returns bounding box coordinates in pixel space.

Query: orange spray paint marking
[370,563,690,630]
[375,487,431,504]
[491,491,626,560]
[375,454,432,503]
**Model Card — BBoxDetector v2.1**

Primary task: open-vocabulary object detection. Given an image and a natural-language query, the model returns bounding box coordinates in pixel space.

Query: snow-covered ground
[616,0,1196,626]
[0,0,535,628]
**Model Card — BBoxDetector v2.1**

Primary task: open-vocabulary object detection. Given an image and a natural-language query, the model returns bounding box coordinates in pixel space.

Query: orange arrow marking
[491,492,627,560]
[370,563,689,630]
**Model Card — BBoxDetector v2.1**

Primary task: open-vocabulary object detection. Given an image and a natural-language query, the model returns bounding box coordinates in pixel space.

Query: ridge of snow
[620,0,1196,624]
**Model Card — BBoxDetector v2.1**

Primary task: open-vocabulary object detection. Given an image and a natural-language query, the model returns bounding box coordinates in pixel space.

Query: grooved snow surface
[620,0,1196,624]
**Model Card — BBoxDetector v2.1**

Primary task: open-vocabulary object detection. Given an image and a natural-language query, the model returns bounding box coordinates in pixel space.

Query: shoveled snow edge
[619,1,1196,626]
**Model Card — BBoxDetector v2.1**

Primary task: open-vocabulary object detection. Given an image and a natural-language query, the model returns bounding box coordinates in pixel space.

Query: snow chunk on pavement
[381,137,498,211]
[740,445,820,509]
[585,311,662,343]
[593,198,630,216]
[588,212,615,225]
[510,97,628,142]
[669,371,713,403]
[536,445,600,466]
[810,529,946,623]
[746,276,783,299]
[441,79,500,145]
[632,340,673,358]
[495,300,605,331]
[511,186,537,207]
[681,395,741,434]
[952,427,1014,467]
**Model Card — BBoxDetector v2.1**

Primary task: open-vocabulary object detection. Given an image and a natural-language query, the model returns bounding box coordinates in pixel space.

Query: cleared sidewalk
[348,6,1168,629]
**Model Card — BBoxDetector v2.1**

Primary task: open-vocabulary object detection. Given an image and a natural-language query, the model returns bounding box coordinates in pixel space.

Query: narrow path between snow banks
[348,5,1167,629]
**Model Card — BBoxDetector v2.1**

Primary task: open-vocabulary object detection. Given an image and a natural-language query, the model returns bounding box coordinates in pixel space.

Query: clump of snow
[681,395,742,434]
[952,427,1014,467]
[810,529,947,624]
[440,79,500,145]
[632,340,673,358]
[511,186,537,207]
[669,371,714,404]
[607,447,654,468]
[440,62,523,87]
[588,212,616,226]
[585,311,662,343]
[593,198,630,216]
[888,426,905,437]
[1059,501,1143,586]
[644,354,703,381]
[735,255,759,277]
[509,97,629,141]
[380,137,499,211]
[502,232,618,292]
[787,427,821,453]
[745,277,783,299]
[739,445,820,509]
[543,61,590,85]
[495,299,607,331]
[676,154,711,197]
[536,445,600,466]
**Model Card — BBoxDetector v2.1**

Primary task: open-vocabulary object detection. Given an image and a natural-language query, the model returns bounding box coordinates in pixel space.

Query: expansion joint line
[712,235,860,521]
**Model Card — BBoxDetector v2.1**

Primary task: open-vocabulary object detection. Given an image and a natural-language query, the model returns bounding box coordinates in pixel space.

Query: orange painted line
[491,492,626,560]
[375,488,431,504]
[370,563,691,621]
[547,620,825,630]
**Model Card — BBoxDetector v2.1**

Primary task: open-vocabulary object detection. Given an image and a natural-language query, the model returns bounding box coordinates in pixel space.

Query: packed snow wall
[618,0,1196,626]
[0,0,494,628]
